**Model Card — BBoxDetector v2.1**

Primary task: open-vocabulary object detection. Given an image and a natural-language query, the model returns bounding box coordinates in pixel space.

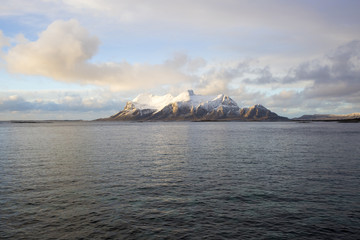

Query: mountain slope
[239,104,285,120]
[101,90,288,121]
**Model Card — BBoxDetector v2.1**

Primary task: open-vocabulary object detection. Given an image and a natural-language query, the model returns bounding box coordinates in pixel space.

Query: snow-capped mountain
[103,90,288,121]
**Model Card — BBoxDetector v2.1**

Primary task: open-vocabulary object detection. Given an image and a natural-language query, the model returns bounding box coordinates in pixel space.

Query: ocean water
[0,121,359,239]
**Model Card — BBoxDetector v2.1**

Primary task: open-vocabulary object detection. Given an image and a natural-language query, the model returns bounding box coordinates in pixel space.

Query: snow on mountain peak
[130,90,238,111]
[132,92,173,110]
[251,104,267,109]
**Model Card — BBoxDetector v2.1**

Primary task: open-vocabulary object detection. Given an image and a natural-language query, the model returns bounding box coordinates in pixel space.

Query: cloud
[192,59,284,96]
[284,40,360,99]
[0,30,10,48]
[0,95,33,111]
[164,52,206,73]
[5,19,191,91]
[6,19,99,74]
[56,1,360,35]
[193,61,250,95]
[0,30,10,59]
[0,92,123,113]
[242,66,280,85]
[3,0,360,58]
[262,40,360,115]
[261,39,360,114]
[189,40,360,115]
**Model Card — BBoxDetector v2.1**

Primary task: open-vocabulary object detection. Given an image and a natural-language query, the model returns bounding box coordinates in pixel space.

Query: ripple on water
[0,121,360,239]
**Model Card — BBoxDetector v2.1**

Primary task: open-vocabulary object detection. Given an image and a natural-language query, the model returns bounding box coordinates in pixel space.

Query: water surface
[1,121,359,239]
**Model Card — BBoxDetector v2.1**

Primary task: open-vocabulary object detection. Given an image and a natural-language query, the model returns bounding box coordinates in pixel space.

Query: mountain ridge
[100,90,288,121]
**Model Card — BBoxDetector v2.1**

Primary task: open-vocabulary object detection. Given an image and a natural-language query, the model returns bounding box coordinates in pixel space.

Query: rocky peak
[124,101,136,111]
[187,90,195,96]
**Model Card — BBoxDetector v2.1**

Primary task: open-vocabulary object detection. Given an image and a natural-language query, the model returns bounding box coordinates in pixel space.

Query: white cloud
[6,19,99,74]
[5,19,192,91]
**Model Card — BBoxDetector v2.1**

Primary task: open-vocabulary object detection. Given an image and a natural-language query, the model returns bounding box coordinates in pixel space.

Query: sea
[0,121,359,239]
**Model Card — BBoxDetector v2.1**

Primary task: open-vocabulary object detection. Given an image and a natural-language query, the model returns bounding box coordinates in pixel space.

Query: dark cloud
[0,96,33,111]
[284,40,360,99]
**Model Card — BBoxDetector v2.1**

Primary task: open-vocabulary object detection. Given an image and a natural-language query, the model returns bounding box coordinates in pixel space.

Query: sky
[1,0,360,120]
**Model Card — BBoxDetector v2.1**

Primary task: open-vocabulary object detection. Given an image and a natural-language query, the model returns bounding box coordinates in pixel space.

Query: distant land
[293,113,360,122]
[99,90,288,121]
[1,120,84,124]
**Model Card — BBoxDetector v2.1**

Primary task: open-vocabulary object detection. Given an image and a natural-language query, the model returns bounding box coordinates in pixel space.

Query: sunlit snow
[131,90,238,111]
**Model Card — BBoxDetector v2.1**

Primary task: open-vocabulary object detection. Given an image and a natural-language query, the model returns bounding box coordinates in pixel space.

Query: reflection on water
[1,121,360,239]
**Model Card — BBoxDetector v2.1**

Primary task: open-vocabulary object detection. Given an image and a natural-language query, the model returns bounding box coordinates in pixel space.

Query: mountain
[101,90,288,121]
[293,113,360,121]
